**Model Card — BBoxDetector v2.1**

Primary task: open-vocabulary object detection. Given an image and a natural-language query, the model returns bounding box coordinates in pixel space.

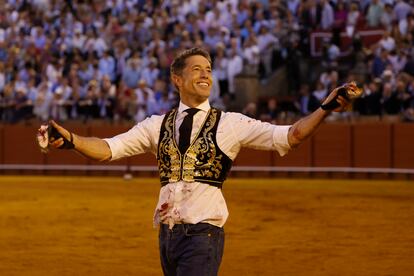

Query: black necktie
[179,108,200,154]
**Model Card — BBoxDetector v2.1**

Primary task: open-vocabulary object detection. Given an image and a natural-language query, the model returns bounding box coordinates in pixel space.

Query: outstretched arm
[49,120,112,162]
[287,86,350,148]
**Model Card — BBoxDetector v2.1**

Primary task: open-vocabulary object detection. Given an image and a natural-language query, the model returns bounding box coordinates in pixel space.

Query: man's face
[173,55,212,105]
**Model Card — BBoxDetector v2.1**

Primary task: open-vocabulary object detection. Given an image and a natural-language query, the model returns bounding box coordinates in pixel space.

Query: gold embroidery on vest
[158,108,223,183]
[158,110,181,182]
[182,109,222,182]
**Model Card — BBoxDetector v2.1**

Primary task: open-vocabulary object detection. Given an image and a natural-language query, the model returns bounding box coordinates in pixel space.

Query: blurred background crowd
[1,0,414,125]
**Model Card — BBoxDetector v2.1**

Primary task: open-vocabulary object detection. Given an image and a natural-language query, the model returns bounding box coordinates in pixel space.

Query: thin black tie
[179,108,200,154]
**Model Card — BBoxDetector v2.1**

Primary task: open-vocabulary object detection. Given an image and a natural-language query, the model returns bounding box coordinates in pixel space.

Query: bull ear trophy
[321,81,363,111]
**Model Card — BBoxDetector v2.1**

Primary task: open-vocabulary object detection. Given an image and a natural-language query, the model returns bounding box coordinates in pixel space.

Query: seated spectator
[122,58,142,89]
[78,80,100,121]
[381,82,401,115]
[371,49,391,78]
[260,97,281,123]
[295,84,320,115]
[134,79,155,120]
[242,102,258,119]
[378,31,396,52]
[357,80,383,115]
[312,80,328,102]
[141,57,160,88]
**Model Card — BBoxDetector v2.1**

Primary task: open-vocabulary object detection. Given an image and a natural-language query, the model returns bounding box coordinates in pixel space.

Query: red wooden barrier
[312,123,352,167]
[353,123,392,168]
[1,122,414,171]
[3,125,44,164]
[0,125,3,164]
[393,123,414,169]
[275,139,312,167]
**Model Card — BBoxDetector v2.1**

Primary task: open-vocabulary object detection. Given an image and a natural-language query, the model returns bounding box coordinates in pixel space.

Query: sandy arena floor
[0,176,413,276]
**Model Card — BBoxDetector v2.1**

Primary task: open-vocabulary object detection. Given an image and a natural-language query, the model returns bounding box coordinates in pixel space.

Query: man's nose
[200,70,209,78]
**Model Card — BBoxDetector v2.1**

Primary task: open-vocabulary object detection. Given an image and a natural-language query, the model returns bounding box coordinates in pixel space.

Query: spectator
[98,50,116,82]
[393,0,413,22]
[295,84,320,115]
[381,82,401,115]
[141,57,160,88]
[227,48,243,96]
[98,75,116,119]
[260,97,281,122]
[378,30,396,52]
[134,79,155,120]
[347,2,361,30]
[366,0,384,28]
[312,80,328,102]
[381,3,394,31]
[242,35,260,75]
[320,0,335,30]
[257,25,278,78]
[371,49,391,78]
[122,58,142,89]
[242,102,258,118]
[213,44,229,97]
[33,82,53,122]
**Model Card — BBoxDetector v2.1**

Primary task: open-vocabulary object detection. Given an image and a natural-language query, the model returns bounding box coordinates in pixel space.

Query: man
[47,47,351,276]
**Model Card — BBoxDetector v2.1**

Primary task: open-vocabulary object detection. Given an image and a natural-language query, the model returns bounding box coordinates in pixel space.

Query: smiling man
[45,47,353,276]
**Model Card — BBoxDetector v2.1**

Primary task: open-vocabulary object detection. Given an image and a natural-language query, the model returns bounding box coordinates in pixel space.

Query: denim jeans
[159,223,225,276]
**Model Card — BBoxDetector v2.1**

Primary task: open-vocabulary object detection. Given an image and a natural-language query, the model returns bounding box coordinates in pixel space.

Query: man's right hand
[49,120,75,149]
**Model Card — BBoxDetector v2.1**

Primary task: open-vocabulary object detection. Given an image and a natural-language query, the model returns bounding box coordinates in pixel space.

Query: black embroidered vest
[157,108,233,188]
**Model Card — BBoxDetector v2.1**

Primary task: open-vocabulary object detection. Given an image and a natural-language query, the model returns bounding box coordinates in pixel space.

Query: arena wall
[0,122,413,178]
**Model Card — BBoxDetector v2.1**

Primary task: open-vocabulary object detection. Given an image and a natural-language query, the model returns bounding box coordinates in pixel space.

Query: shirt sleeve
[103,115,163,161]
[226,112,291,157]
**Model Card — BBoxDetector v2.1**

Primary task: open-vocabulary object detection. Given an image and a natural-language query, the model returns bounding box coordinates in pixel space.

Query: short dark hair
[170,47,212,76]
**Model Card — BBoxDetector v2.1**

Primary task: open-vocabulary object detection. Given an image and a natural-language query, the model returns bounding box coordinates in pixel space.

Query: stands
[0,1,413,124]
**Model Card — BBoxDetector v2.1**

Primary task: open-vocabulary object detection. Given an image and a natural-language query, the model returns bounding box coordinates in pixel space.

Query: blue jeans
[159,223,225,276]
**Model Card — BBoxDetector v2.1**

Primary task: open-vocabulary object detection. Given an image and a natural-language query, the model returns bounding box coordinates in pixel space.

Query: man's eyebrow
[191,64,212,69]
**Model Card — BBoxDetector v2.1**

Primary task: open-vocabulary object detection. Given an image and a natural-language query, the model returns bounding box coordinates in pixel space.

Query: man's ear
[171,74,182,88]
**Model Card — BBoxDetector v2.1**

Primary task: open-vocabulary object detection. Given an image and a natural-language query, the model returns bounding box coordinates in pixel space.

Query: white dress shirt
[104,100,291,228]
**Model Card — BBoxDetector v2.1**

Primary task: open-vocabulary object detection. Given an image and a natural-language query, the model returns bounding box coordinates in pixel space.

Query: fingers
[49,120,70,140]
[50,137,65,149]
[333,95,351,112]
[49,120,62,132]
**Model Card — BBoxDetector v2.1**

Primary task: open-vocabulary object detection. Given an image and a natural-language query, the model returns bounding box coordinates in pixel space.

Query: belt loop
[183,224,189,235]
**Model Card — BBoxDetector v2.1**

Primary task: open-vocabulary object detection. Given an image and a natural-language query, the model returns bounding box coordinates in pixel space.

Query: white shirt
[104,100,291,228]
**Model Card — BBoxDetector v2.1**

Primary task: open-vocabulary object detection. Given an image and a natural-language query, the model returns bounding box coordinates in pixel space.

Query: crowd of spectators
[0,0,414,125]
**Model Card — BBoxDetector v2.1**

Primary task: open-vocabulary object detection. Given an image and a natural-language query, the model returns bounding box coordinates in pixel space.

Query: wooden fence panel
[393,123,414,169]
[353,123,391,168]
[274,139,312,167]
[3,125,44,164]
[312,123,352,167]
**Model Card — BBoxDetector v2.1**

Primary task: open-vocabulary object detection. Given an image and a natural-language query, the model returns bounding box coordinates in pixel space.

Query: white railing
[1,164,413,175]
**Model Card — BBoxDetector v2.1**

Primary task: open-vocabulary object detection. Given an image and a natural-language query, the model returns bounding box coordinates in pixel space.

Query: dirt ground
[0,176,413,276]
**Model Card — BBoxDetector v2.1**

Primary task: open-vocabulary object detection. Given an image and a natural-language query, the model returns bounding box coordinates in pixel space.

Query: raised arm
[287,86,351,148]
[49,120,112,162]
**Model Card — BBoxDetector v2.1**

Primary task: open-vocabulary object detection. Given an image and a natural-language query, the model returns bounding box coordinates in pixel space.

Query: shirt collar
[178,100,210,114]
